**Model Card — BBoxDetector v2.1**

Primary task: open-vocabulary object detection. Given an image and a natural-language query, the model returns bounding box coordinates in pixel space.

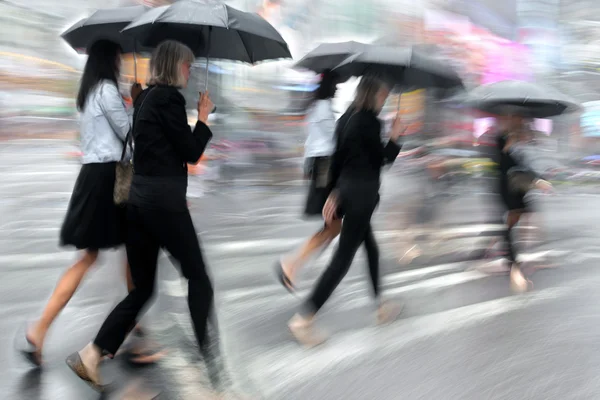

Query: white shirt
[80,80,133,164]
[304,99,336,158]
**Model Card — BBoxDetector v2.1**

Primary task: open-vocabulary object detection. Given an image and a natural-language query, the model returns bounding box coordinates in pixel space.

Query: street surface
[2,140,600,399]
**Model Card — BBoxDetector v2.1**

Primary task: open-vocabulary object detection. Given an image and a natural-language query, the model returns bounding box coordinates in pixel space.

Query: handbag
[114,87,154,205]
[508,168,536,195]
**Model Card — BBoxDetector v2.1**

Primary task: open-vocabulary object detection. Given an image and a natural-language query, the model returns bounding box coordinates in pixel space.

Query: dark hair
[314,69,338,100]
[76,39,122,111]
[352,75,388,113]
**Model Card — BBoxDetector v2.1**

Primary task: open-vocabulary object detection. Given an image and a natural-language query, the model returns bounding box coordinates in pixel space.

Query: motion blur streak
[2,0,600,399]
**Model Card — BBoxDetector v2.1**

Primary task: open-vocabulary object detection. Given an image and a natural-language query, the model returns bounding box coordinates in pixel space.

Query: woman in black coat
[66,40,216,390]
[288,76,407,346]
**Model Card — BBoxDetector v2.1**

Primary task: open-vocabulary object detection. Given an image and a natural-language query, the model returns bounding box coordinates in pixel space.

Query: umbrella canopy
[122,0,291,63]
[333,45,463,90]
[293,41,367,73]
[454,80,582,118]
[61,5,151,54]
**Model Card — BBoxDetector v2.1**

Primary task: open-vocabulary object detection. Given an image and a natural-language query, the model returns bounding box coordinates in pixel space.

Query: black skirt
[499,184,532,212]
[60,162,126,250]
[304,156,332,217]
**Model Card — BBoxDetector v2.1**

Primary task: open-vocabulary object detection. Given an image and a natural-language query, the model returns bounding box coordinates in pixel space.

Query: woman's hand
[323,192,339,225]
[390,114,407,141]
[534,179,553,193]
[197,91,214,125]
[130,82,143,103]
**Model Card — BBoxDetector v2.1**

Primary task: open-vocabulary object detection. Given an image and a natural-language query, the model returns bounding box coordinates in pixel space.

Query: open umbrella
[454,80,582,118]
[333,45,464,90]
[122,0,291,91]
[293,41,367,73]
[61,5,151,81]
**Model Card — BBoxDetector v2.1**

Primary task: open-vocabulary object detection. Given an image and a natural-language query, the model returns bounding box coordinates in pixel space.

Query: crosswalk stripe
[246,277,593,398]
[217,251,569,311]
[205,226,507,257]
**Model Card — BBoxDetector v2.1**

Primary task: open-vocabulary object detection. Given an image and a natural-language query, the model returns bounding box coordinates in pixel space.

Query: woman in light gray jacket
[20,40,143,366]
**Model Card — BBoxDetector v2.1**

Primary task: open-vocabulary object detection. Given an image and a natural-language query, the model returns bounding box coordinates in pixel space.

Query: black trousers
[304,187,380,315]
[94,205,214,356]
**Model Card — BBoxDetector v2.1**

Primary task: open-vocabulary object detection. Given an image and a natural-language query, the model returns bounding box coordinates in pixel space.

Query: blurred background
[4,0,600,399]
[3,0,600,184]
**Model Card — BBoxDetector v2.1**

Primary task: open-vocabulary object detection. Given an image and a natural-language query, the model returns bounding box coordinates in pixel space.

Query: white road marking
[248,278,592,398]
[219,261,470,303]
[206,226,507,257]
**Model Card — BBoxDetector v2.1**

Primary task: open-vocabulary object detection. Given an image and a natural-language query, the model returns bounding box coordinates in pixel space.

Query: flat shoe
[275,262,296,294]
[65,352,105,392]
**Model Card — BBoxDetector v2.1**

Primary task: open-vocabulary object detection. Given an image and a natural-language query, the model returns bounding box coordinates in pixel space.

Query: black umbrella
[122,0,291,90]
[293,41,367,73]
[61,5,151,80]
[455,80,582,118]
[333,45,464,91]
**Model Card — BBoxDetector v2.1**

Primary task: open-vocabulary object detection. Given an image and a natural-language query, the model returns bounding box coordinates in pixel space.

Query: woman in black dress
[288,76,407,346]
[21,40,144,366]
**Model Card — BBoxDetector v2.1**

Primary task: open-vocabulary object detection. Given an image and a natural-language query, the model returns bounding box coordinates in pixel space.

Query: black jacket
[128,85,212,211]
[328,108,401,195]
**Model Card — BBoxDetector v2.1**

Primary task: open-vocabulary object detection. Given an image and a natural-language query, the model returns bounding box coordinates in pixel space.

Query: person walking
[288,76,407,346]
[65,40,216,390]
[494,114,553,292]
[20,39,144,366]
[276,69,342,291]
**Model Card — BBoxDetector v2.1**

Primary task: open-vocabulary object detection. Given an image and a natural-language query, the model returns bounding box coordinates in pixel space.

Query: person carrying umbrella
[275,69,344,292]
[454,80,580,291]
[493,113,553,292]
[18,38,150,367]
[66,40,216,391]
[288,76,408,346]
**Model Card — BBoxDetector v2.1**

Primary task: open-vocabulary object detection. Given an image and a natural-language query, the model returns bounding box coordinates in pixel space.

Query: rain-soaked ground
[2,139,600,399]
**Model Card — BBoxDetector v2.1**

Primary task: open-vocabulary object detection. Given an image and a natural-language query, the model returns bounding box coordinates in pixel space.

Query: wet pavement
[2,140,600,399]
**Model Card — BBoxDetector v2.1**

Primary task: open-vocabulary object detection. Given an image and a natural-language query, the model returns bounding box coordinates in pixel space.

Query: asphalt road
[3,140,600,399]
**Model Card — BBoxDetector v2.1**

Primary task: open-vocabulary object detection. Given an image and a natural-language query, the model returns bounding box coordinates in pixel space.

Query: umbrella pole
[133,43,138,83]
[205,55,210,92]
[204,26,212,93]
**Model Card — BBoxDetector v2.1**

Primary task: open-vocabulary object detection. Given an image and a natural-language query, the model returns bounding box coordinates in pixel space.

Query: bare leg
[27,250,98,355]
[281,219,342,283]
[506,210,529,292]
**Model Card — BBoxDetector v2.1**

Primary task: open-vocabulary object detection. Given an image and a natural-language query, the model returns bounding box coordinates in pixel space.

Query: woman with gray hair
[66,40,216,390]
[288,76,408,346]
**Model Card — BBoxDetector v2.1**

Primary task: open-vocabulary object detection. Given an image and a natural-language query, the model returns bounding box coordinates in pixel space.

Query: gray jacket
[79,80,133,164]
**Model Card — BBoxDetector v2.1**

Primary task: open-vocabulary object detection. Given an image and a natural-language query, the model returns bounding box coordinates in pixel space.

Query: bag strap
[120,86,155,162]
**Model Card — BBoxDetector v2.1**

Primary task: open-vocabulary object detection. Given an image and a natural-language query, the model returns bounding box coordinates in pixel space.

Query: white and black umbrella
[333,45,464,90]
[61,5,152,80]
[122,0,291,90]
[455,80,582,118]
[293,41,367,73]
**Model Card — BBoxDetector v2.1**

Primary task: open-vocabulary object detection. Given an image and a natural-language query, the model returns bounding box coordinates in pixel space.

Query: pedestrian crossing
[158,232,576,399]
[2,139,600,399]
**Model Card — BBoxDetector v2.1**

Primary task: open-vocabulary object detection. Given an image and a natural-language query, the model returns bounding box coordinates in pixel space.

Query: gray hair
[352,75,388,112]
[147,40,195,87]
